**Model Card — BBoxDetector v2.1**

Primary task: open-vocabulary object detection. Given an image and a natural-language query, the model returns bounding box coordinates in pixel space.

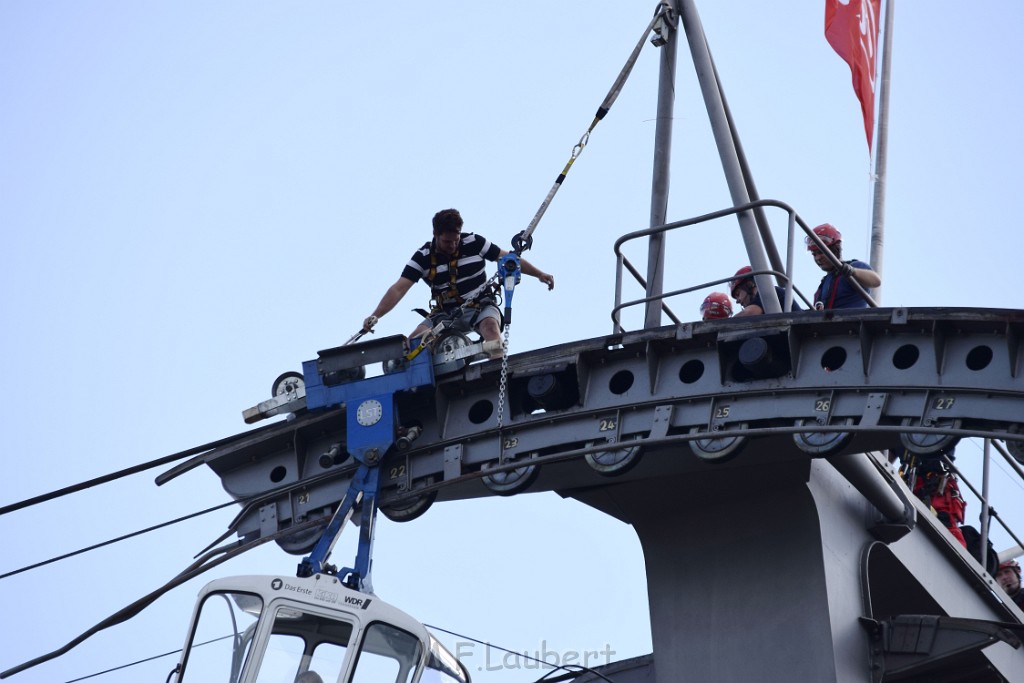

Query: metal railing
[943,439,1024,566]
[611,199,877,333]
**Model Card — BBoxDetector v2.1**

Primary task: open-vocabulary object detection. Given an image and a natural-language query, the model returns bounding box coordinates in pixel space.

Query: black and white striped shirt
[401,232,501,308]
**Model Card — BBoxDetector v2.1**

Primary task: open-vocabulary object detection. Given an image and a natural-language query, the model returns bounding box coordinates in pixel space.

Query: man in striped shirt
[364,209,554,354]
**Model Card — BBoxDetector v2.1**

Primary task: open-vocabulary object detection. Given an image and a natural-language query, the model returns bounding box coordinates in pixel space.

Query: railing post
[614,252,625,334]
[980,438,992,567]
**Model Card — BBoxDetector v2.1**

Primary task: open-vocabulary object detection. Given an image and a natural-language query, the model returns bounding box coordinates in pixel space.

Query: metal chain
[496,325,511,430]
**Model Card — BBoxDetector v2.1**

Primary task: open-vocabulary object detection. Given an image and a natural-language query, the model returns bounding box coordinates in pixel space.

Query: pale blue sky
[2,2,1023,683]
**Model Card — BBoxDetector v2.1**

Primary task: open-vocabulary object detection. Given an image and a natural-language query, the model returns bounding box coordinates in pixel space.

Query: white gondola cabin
[172,574,469,683]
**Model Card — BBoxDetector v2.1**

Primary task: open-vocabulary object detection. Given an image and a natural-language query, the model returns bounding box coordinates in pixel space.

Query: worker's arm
[499,250,554,290]
[840,263,881,289]
[364,277,415,330]
[734,304,764,317]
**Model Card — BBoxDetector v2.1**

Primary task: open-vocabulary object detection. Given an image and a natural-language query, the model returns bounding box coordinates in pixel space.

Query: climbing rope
[512,0,674,255]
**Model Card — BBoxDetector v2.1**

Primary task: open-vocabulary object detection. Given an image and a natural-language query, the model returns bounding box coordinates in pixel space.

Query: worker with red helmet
[996,558,1024,609]
[806,223,881,310]
[700,292,733,320]
[729,266,801,317]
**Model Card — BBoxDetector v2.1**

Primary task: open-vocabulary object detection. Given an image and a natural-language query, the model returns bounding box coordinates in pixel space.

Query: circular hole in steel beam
[892,344,919,370]
[966,345,993,371]
[609,370,634,395]
[679,359,705,384]
[821,346,847,372]
[468,399,494,424]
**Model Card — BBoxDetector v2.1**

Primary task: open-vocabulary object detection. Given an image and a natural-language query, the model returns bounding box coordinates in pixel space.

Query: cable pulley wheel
[899,417,961,455]
[271,371,305,398]
[585,439,643,476]
[482,457,540,496]
[688,425,748,463]
[793,418,854,456]
[380,477,437,523]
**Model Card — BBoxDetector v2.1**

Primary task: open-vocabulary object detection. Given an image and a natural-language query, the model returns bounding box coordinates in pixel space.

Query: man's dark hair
[432,208,464,236]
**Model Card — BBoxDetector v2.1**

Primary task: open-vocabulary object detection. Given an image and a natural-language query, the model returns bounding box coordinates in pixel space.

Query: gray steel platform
[160,307,1024,682]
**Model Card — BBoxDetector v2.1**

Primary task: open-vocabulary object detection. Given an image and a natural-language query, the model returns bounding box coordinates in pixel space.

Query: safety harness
[816,263,851,310]
[423,240,501,330]
[427,243,463,312]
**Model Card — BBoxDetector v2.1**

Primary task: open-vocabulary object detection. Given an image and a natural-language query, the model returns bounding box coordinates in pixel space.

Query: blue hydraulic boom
[295,334,435,592]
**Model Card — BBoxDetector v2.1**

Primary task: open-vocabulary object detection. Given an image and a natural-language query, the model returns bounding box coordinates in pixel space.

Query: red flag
[825,0,882,151]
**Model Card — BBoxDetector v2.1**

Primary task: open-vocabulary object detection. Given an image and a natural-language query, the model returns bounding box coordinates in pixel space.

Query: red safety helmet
[701,292,733,320]
[999,559,1022,577]
[806,223,842,252]
[730,266,754,297]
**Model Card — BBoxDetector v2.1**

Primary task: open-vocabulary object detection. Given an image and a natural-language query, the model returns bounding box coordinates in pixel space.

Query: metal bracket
[862,392,889,427]
[861,615,1022,683]
[243,391,307,424]
[259,502,278,538]
[443,444,464,481]
[651,404,673,439]
[650,0,678,47]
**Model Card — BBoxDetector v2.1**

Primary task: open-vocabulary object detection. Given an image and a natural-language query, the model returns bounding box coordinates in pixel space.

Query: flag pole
[868,0,894,304]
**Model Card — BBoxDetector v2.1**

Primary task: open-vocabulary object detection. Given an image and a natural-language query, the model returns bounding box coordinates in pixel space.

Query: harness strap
[824,260,855,309]
[428,240,461,308]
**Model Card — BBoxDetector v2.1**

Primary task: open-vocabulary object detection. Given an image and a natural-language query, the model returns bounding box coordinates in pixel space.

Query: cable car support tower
[6,2,1024,683]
